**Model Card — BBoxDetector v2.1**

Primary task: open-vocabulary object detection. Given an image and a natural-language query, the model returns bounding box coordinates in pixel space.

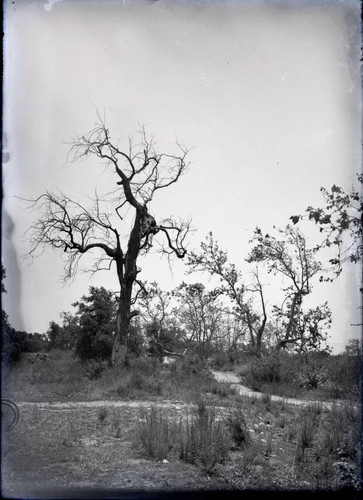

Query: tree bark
[111,283,133,366]
[282,292,301,346]
[111,214,142,366]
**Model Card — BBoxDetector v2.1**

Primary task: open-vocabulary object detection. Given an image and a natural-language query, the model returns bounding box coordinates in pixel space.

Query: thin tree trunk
[281,292,301,347]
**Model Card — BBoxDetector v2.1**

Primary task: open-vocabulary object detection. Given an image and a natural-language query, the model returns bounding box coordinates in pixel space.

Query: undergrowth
[134,400,233,471]
[241,351,360,402]
[4,351,226,403]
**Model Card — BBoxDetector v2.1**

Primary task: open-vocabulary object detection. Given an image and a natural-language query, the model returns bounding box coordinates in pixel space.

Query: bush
[178,353,209,376]
[244,352,298,391]
[293,400,359,488]
[85,359,109,380]
[327,353,360,400]
[209,381,237,398]
[128,356,159,376]
[179,400,231,471]
[2,312,27,364]
[295,415,317,466]
[226,406,252,450]
[98,406,108,423]
[108,358,163,399]
[134,401,232,471]
[4,349,89,401]
[314,403,358,462]
[211,351,230,370]
[299,355,328,389]
[134,406,177,460]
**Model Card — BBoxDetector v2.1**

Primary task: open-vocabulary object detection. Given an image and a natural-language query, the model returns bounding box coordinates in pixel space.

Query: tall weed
[226,406,252,450]
[134,402,232,471]
[179,400,231,471]
[134,406,177,461]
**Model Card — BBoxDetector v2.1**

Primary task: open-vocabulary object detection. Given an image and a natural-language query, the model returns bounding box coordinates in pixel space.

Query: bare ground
[1,371,359,497]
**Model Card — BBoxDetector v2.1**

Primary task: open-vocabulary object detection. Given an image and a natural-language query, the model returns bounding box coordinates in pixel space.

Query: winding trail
[211,370,357,411]
[6,371,357,414]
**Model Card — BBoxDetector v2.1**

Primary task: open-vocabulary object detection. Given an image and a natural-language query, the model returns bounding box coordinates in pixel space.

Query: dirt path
[12,372,354,412]
[211,370,354,411]
[15,400,190,411]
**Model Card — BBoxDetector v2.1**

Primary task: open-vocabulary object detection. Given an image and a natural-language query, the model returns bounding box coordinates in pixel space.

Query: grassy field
[1,350,361,497]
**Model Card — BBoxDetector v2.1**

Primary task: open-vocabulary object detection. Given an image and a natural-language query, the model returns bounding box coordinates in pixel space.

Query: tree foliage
[1,265,28,363]
[138,282,185,359]
[73,286,117,363]
[290,174,362,280]
[47,312,79,351]
[187,233,267,355]
[174,282,224,360]
[247,225,330,351]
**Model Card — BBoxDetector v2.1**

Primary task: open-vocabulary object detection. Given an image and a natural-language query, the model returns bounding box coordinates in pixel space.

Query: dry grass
[2,350,360,493]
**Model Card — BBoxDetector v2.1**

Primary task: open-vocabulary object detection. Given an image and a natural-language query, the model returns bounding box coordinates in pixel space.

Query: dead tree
[27,120,191,366]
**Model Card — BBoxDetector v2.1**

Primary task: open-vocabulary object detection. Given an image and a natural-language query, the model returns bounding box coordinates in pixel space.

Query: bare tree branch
[27,119,192,365]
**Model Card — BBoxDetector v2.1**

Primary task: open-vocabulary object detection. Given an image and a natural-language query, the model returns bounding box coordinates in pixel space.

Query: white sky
[2,0,362,353]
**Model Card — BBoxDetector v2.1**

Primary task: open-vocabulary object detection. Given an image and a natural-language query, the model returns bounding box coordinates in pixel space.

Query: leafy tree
[47,321,62,349]
[187,233,267,356]
[344,338,361,358]
[126,322,145,359]
[47,316,78,351]
[290,174,362,281]
[73,286,117,363]
[139,282,170,335]
[1,265,27,363]
[26,120,191,365]
[272,302,332,353]
[25,332,49,353]
[1,265,6,293]
[138,282,184,359]
[174,282,224,361]
[247,225,328,351]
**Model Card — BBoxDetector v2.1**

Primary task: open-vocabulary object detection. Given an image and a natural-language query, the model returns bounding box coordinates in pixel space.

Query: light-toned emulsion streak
[2,0,361,350]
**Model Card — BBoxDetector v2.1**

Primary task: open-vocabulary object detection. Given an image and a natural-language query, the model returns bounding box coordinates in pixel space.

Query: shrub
[294,414,317,466]
[128,371,149,391]
[293,401,360,488]
[85,359,109,380]
[112,410,122,438]
[98,406,108,423]
[261,393,272,412]
[209,381,236,398]
[2,313,27,364]
[226,406,252,450]
[295,403,323,463]
[179,400,231,471]
[212,351,230,370]
[179,353,209,376]
[299,356,328,389]
[327,353,360,400]
[116,381,129,398]
[314,403,358,462]
[244,353,297,391]
[134,401,232,471]
[134,406,177,460]
[128,356,159,377]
